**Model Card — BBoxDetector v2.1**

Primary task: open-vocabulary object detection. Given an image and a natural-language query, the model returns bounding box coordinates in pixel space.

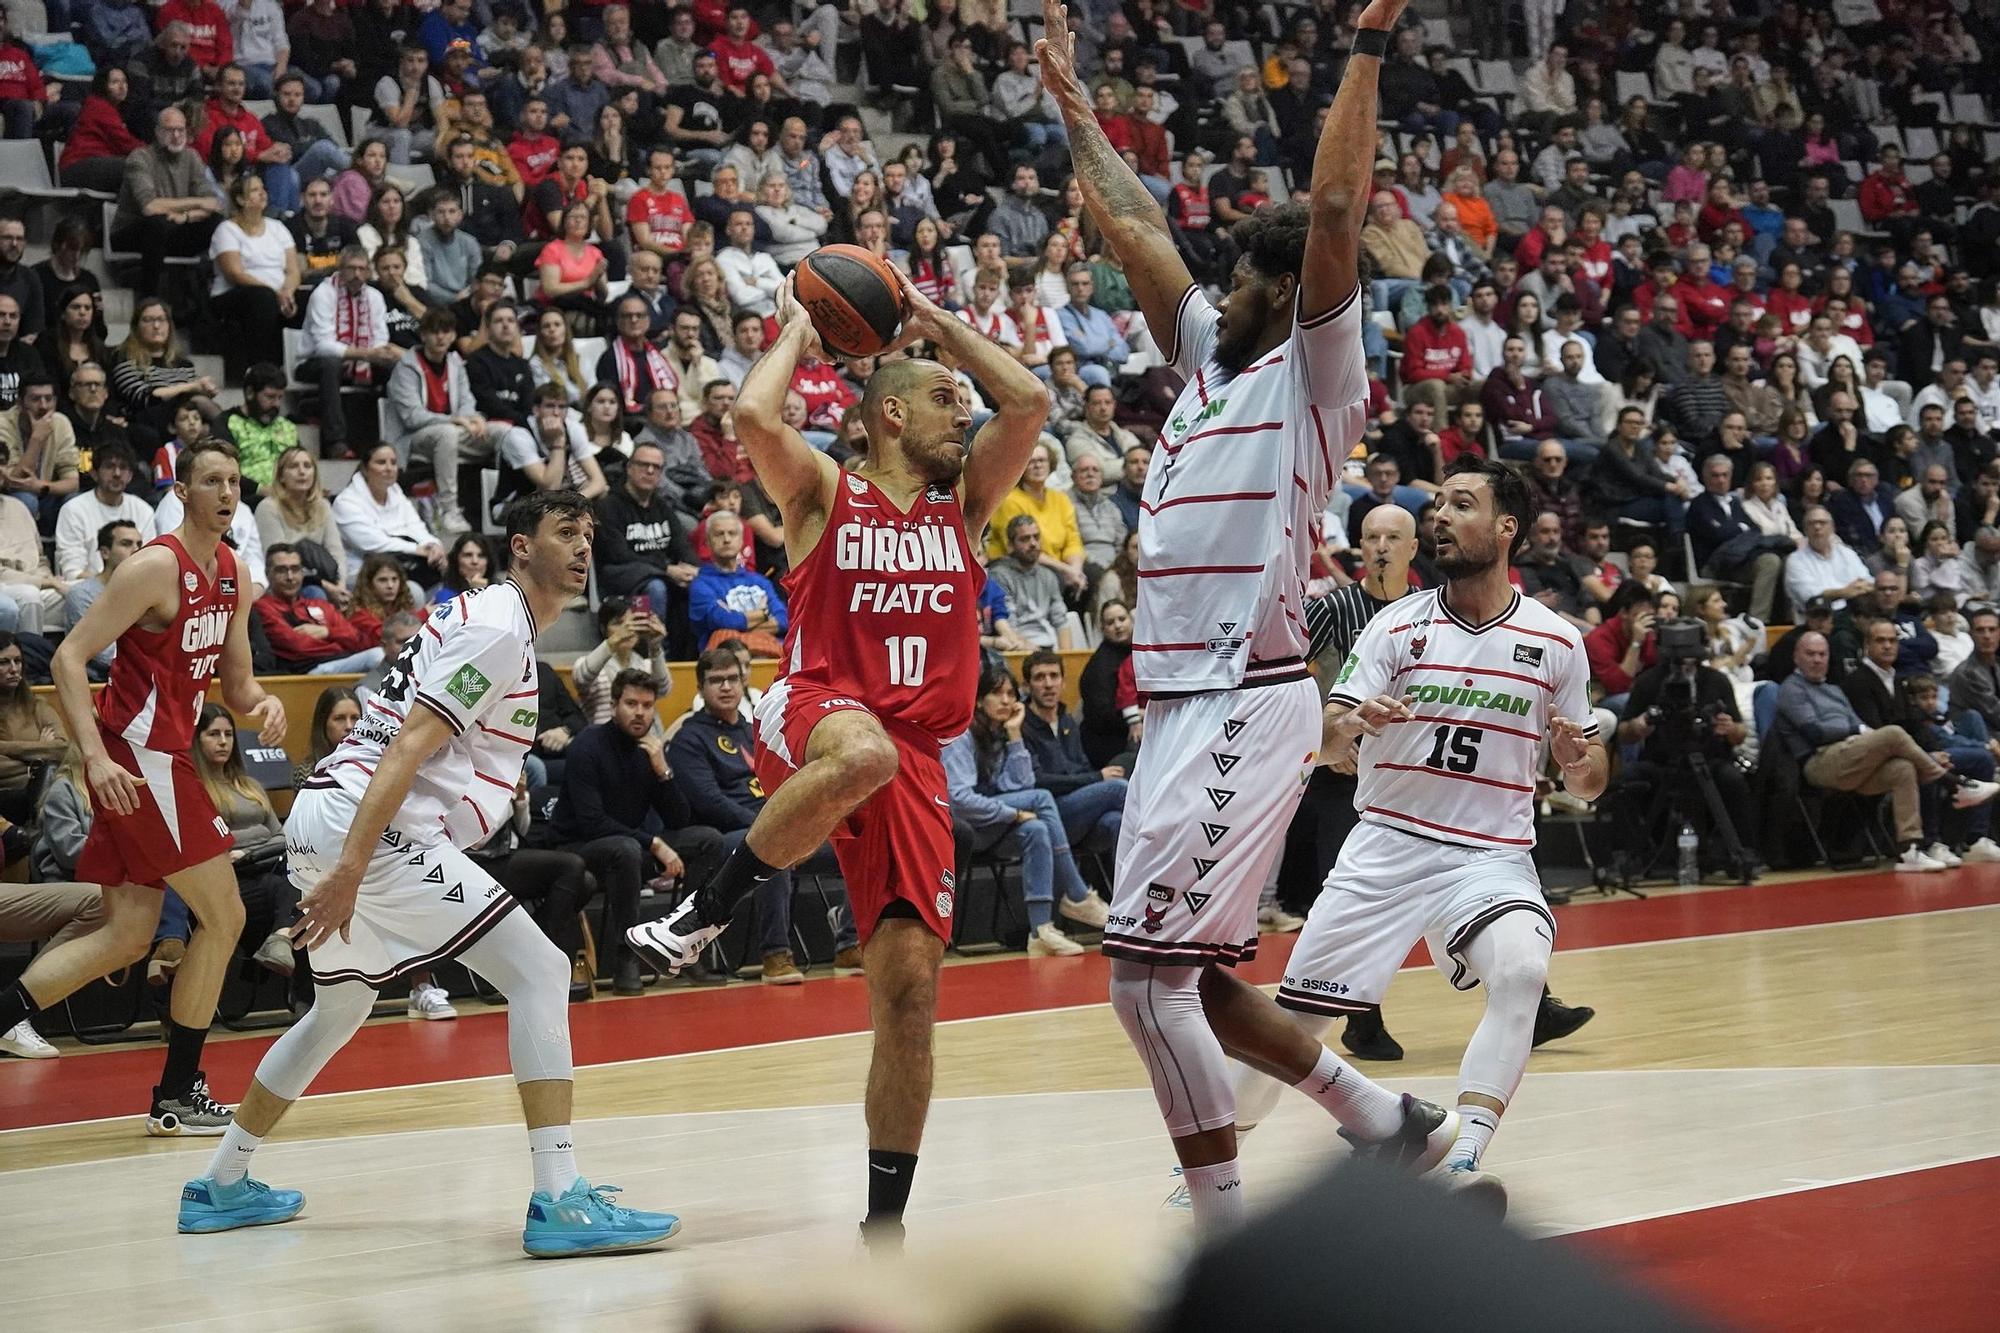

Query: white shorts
[286,787,518,988]
[1277,821,1555,1015]
[1102,678,1319,967]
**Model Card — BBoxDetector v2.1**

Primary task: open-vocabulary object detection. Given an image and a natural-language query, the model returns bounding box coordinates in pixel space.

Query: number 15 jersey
[303,583,540,849]
[774,471,985,743]
[1328,588,1596,850]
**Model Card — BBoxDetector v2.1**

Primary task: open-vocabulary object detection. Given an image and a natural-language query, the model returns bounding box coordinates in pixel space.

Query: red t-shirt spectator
[1437,426,1487,464]
[60,94,140,168]
[790,359,857,430]
[1696,201,1747,243]
[627,186,693,253]
[509,133,561,191]
[1572,239,1612,290]
[693,413,754,483]
[0,39,45,103]
[1858,169,1918,223]
[1766,289,1813,336]
[1169,182,1210,232]
[158,0,234,69]
[1583,616,1657,694]
[195,97,272,160]
[1127,118,1169,179]
[691,0,753,44]
[1631,280,1697,337]
[709,34,773,94]
[1815,295,1876,347]
[255,591,370,668]
[1676,275,1730,338]
[1402,318,1471,383]
[1096,110,1135,156]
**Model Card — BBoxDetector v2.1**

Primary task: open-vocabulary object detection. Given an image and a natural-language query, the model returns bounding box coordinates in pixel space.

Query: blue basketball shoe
[178,1176,306,1233]
[522,1179,682,1258]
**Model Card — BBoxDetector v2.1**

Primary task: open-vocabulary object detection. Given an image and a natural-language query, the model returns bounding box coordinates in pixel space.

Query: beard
[904,433,967,485]
[1214,322,1257,374]
[1434,530,1501,580]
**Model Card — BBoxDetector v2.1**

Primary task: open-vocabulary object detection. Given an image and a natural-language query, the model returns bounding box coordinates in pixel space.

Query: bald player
[628,269,1049,1247]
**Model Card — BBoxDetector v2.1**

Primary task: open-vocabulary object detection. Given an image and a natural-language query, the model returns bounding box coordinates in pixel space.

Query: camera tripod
[1600,752,1760,891]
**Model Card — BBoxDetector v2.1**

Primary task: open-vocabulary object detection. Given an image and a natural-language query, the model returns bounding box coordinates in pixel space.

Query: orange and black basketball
[796,244,907,357]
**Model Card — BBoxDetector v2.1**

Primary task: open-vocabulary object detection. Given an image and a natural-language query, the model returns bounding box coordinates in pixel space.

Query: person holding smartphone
[570,595,670,737]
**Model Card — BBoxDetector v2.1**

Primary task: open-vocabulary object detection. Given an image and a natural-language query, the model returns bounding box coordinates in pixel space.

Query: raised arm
[887,269,1049,535]
[1300,0,1408,320]
[735,275,839,553]
[1037,0,1193,339]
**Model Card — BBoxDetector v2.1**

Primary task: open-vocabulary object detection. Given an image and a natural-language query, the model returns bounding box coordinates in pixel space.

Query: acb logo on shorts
[936,870,955,918]
[212,816,229,837]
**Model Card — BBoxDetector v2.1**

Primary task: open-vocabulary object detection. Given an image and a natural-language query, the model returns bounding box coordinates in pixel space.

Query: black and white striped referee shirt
[1306,582,1409,702]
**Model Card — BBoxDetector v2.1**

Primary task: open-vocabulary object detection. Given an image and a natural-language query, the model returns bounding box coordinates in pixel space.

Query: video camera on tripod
[1642,619,1732,761]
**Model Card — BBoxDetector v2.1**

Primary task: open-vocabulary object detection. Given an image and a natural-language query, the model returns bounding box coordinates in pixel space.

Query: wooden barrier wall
[33,650,1102,762]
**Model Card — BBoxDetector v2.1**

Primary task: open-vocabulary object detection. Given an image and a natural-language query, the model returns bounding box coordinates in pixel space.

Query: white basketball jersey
[303,583,540,848]
[1327,588,1596,849]
[1133,284,1369,694]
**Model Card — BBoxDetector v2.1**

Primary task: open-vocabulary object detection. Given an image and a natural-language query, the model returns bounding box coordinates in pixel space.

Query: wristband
[1352,26,1391,58]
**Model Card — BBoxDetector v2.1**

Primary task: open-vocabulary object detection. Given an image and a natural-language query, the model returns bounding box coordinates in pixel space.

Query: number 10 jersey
[773,470,986,743]
[302,582,541,849]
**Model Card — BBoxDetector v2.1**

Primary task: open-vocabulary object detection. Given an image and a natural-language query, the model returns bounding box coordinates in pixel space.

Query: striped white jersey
[303,582,540,849]
[1133,283,1369,694]
[1327,588,1595,849]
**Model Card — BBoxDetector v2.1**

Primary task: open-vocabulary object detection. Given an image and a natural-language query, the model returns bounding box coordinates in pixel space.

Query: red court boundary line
[4,870,1998,1134]
[1568,1155,2000,1331]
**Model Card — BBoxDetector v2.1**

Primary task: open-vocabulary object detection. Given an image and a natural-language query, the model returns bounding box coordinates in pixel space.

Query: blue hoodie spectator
[688,511,788,647]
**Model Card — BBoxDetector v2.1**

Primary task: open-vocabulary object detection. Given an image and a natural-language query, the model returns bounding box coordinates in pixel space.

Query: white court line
[1554,1148,2000,1236]
[6,901,1994,1142]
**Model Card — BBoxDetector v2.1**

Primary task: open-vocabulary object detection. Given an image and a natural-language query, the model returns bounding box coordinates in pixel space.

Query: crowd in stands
[4,0,2000,1053]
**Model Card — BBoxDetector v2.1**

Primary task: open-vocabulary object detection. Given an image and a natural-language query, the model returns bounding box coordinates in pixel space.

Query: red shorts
[75,733,235,890]
[753,678,957,946]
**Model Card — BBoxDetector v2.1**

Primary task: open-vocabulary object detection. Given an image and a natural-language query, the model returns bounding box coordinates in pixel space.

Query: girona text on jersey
[834,519,969,615]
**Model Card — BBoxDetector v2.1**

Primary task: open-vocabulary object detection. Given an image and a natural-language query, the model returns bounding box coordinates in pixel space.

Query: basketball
[795,244,907,358]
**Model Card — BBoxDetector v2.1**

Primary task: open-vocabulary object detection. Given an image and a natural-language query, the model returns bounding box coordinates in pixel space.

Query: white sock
[528,1124,579,1198]
[206,1123,264,1186]
[1182,1158,1246,1232]
[1294,1048,1405,1139]
[1447,1102,1501,1168]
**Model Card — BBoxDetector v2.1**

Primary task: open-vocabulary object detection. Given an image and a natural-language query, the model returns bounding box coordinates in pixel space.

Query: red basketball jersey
[96,534,240,754]
[776,472,984,741]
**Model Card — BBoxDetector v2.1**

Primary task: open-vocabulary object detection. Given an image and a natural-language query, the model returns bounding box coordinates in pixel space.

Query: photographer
[1613,616,1757,877]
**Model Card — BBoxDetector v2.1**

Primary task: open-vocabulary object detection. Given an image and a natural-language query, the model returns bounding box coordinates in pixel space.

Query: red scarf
[418,353,451,414]
[336,286,373,385]
[612,337,675,414]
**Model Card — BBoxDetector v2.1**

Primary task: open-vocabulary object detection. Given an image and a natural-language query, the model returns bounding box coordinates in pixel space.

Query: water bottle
[1676,822,1700,886]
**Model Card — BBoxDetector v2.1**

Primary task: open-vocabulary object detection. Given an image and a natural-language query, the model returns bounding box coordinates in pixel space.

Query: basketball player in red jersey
[0,440,285,1134]
[628,268,1049,1248]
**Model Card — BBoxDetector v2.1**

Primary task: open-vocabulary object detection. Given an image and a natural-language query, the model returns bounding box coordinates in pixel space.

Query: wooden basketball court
[3,867,1997,1330]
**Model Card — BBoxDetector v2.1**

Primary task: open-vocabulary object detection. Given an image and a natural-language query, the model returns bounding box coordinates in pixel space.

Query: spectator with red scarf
[596,293,678,421]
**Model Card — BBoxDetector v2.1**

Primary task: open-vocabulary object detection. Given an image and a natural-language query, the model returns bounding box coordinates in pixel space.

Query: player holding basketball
[176,493,681,1257]
[1039,0,1462,1231]
[627,267,1049,1248]
[0,441,284,1136]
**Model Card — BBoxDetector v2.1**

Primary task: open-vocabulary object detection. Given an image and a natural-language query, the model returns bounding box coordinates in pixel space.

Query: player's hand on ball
[249,695,287,746]
[292,863,362,949]
[1550,714,1594,768]
[85,753,145,816]
[774,274,826,359]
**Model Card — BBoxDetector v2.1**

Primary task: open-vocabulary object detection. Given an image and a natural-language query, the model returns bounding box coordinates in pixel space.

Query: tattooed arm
[1300,0,1410,320]
[1037,0,1195,341]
